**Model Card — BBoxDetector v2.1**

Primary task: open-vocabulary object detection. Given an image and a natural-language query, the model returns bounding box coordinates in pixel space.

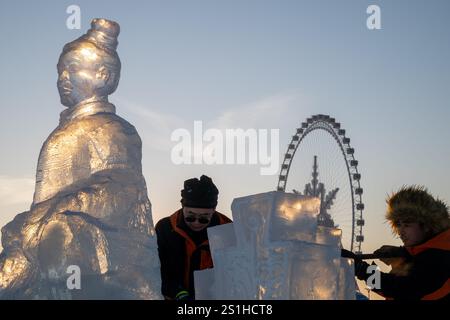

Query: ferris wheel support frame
[276,114,365,253]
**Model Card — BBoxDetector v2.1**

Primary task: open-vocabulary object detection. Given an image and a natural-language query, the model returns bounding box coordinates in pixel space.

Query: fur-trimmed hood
[386,185,450,236]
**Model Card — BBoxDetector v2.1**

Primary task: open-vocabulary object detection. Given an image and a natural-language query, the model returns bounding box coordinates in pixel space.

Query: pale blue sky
[1,0,449,269]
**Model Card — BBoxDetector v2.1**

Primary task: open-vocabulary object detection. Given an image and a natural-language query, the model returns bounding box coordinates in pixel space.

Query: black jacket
[357,229,450,300]
[155,209,232,299]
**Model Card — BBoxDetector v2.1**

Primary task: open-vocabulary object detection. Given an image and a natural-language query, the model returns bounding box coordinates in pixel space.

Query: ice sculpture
[0,19,162,299]
[194,191,355,300]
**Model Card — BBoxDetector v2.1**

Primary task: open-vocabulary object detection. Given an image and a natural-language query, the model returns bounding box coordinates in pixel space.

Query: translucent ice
[195,191,355,300]
[0,19,162,299]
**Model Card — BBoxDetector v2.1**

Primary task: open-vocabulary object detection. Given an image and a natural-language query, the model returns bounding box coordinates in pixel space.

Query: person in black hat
[155,175,232,300]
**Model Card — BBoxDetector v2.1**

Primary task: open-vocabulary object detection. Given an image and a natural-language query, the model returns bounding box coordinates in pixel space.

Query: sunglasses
[184,216,211,224]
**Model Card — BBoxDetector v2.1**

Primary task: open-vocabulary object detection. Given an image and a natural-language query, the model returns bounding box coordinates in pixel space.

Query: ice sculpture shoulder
[0,19,162,299]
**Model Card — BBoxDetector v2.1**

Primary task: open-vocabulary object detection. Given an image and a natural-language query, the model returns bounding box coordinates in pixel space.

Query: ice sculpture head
[57,18,121,107]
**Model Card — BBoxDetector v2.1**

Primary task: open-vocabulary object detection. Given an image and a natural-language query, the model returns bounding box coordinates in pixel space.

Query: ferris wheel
[277,114,365,253]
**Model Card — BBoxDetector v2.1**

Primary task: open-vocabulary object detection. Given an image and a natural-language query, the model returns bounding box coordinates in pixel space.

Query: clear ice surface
[195,191,355,300]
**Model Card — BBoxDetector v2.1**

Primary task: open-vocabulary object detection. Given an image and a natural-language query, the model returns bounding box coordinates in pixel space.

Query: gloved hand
[373,245,407,265]
[354,258,371,281]
[341,248,357,260]
[175,289,191,300]
[341,248,371,281]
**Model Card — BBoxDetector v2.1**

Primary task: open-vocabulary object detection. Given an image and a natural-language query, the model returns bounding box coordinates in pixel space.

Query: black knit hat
[180,175,219,208]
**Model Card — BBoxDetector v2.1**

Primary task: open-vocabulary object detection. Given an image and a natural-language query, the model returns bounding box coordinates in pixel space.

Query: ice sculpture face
[58,45,103,106]
[57,19,121,107]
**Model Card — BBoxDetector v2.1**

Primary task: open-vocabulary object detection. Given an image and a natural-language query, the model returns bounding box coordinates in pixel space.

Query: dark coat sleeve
[155,218,185,299]
[373,249,450,300]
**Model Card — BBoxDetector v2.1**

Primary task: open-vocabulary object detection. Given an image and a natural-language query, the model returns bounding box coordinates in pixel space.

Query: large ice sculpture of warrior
[0,19,162,299]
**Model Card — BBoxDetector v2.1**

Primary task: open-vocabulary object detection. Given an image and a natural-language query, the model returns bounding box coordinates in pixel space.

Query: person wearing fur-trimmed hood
[354,185,450,300]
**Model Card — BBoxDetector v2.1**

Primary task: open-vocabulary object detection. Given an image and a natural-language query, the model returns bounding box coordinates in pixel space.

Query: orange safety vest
[405,228,450,300]
[375,228,450,300]
[169,210,231,290]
